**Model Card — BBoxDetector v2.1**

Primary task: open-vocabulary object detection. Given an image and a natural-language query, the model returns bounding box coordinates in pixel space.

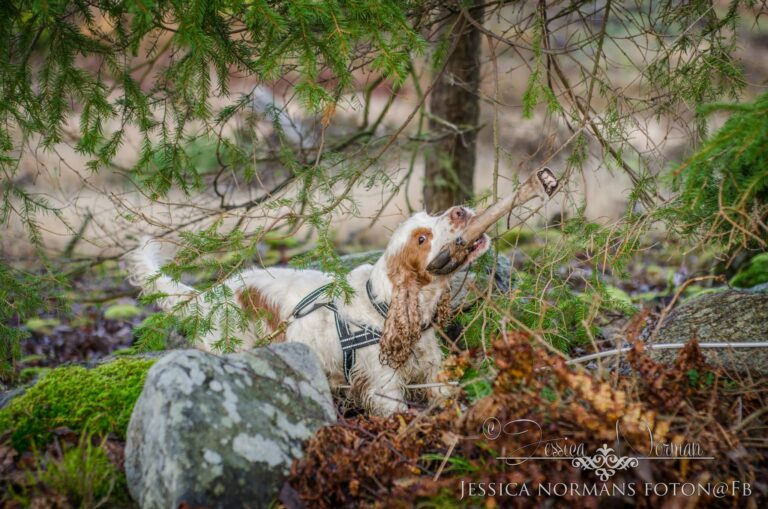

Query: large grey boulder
[651,286,768,373]
[125,343,336,509]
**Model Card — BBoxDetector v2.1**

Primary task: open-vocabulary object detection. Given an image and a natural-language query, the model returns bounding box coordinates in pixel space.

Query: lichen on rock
[651,287,768,373]
[125,342,336,509]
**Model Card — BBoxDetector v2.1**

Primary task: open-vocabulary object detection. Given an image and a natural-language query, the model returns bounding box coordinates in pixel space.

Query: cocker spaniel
[128,207,490,415]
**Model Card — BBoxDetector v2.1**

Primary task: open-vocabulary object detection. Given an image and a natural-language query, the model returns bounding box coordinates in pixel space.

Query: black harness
[291,280,427,382]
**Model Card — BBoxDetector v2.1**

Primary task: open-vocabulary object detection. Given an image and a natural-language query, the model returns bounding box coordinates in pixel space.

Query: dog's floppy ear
[379,227,433,368]
[432,290,453,330]
[379,274,422,368]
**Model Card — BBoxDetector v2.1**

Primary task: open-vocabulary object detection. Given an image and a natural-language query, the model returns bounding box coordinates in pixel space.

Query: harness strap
[290,280,433,383]
[290,284,384,382]
[325,302,382,382]
[366,280,431,332]
[366,280,389,318]
[292,283,333,319]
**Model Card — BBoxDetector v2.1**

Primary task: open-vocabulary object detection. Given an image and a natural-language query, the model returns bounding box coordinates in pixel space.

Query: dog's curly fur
[127,206,490,415]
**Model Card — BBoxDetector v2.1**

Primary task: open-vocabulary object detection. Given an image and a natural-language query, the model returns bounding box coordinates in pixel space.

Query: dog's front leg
[419,333,457,402]
[355,365,407,416]
[427,376,457,401]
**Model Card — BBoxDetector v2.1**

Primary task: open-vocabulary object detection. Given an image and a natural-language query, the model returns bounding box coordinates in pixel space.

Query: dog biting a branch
[427,167,559,275]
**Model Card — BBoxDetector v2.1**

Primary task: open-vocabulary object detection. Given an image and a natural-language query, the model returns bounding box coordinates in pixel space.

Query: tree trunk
[423,2,484,214]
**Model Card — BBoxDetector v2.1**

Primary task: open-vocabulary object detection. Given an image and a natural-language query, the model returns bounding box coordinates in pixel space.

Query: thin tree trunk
[423,2,484,214]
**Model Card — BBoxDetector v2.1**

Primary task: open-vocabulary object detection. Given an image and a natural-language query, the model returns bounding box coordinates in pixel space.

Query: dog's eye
[418,235,426,245]
[452,208,465,219]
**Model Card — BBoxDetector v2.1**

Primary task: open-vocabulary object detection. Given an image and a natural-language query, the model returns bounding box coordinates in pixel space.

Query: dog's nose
[449,206,470,226]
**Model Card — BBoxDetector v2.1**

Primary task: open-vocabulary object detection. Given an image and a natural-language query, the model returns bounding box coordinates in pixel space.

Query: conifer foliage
[0,0,420,198]
[0,0,421,376]
[670,93,768,253]
[0,0,760,375]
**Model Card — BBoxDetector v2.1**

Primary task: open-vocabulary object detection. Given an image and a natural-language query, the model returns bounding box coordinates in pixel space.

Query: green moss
[602,285,635,311]
[644,264,673,287]
[24,318,60,334]
[69,315,94,328]
[415,487,470,508]
[731,253,768,288]
[111,347,138,356]
[497,227,536,247]
[681,286,726,302]
[19,354,46,364]
[103,303,143,320]
[262,231,301,249]
[18,366,50,383]
[0,358,154,450]
[495,227,563,251]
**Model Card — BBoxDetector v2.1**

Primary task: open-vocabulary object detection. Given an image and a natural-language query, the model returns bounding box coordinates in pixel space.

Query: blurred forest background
[1,0,765,354]
[1,0,767,507]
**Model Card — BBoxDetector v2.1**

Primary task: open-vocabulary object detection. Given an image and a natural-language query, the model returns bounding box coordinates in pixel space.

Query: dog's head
[378,207,490,367]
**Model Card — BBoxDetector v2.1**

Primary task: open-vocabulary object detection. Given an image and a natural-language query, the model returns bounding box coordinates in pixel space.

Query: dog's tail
[126,236,203,315]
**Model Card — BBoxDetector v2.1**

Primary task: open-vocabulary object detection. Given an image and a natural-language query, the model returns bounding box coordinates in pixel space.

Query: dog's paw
[371,399,408,416]
[429,382,458,401]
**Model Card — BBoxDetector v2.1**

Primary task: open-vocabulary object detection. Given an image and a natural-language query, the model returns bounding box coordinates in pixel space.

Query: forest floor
[1,232,766,508]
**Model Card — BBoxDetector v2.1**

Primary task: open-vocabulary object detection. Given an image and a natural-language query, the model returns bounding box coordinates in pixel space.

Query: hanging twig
[567,342,768,365]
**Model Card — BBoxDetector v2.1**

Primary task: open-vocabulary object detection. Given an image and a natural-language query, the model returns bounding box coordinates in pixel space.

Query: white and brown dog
[128,206,490,415]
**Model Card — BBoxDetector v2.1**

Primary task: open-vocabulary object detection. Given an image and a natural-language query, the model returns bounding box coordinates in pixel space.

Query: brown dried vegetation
[288,326,767,508]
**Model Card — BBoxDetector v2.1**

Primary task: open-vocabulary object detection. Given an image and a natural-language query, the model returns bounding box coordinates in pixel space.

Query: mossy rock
[644,264,673,287]
[496,227,562,248]
[496,227,537,246]
[103,303,143,320]
[70,315,95,328]
[25,317,61,334]
[604,285,635,311]
[730,253,768,289]
[262,231,302,248]
[125,345,336,509]
[0,358,155,450]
